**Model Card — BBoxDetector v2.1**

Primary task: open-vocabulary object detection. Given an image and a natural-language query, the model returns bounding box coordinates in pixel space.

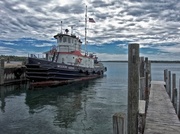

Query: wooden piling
[145,72,149,112]
[128,43,139,134]
[172,74,176,105]
[174,88,177,113]
[145,57,150,102]
[140,77,145,100]
[164,69,168,90]
[140,57,144,77]
[166,70,169,94]
[164,69,168,82]
[148,61,151,82]
[144,57,148,73]
[0,59,5,85]
[113,113,126,134]
[0,86,5,112]
[178,79,180,119]
[138,100,146,134]
[168,71,171,98]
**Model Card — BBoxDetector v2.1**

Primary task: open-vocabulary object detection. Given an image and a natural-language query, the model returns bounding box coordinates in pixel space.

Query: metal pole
[85,5,87,52]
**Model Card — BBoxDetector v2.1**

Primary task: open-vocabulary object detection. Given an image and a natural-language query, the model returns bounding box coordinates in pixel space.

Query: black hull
[26,57,106,82]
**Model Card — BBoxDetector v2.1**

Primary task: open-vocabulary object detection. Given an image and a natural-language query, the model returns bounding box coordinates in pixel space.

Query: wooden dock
[144,81,180,134]
[113,44,180,134]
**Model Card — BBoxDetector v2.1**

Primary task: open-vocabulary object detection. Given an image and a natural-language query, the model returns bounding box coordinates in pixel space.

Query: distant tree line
[0,55,27,62]
[102,60,180,63]
[151,60,180,63]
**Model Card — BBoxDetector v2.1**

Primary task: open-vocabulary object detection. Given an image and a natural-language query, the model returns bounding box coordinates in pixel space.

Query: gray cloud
[52,4,84,14]
[0,0,180,60]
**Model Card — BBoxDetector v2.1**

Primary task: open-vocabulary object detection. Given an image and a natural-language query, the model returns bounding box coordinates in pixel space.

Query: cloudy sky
[0,0,180,61]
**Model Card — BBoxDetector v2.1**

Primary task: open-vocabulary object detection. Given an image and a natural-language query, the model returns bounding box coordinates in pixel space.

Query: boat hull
[26,57,106,82]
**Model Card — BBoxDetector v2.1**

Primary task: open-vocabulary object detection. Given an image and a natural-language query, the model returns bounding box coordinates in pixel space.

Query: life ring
[76,58,82,64]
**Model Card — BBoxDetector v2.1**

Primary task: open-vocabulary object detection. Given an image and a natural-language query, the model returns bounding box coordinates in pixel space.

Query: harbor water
[0,62,180,134]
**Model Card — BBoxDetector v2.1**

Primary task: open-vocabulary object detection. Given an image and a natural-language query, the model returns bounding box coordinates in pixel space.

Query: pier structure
[0,58,26,85]
[113,43,180,134]
[144,81,180,134]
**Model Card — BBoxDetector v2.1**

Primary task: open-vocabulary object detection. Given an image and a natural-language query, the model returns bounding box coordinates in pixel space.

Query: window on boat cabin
[74,39,77,45]
[68,37,71,43]
[63,37,66,42]
[72,39,74,43]
[57,37,61,43]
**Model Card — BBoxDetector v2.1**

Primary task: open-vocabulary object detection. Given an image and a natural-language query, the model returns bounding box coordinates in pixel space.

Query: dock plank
[144,81,180,134]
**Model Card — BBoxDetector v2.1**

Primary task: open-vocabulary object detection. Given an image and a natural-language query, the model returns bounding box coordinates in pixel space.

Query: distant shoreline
[1,55,180,63]
[101,60,180,63]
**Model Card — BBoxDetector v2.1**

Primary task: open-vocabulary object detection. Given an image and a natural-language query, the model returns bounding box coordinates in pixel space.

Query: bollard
[128,43,139,134]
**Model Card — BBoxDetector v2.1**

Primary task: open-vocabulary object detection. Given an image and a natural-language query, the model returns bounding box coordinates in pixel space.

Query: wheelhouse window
[68,37,71,43]
[57,38,61,43]
[63,37,66,42]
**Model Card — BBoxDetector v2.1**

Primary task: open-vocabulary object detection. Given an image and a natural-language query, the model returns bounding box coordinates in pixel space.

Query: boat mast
[61,21,62,33]
[85,5,87,52]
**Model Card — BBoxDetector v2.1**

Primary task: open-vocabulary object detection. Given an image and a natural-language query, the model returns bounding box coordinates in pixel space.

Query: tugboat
[25,7,107,83]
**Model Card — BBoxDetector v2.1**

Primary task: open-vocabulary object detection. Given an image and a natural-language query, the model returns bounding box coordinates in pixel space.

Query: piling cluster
[113,44,151,134]
[164,69,180,119]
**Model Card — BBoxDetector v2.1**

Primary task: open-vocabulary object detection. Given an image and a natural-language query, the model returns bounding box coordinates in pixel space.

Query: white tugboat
[25,6,107,82]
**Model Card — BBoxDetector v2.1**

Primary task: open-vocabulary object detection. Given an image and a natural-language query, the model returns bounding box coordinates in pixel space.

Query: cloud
[0,46,28,56]
[0,0,180,60]
[96,53,128,61]
[34,43,54,47]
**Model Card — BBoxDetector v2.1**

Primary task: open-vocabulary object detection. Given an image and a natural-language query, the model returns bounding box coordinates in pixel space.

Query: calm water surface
[0,62,180,134]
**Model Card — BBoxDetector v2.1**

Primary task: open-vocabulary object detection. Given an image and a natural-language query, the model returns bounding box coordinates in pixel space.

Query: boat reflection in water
[25,81,94,129]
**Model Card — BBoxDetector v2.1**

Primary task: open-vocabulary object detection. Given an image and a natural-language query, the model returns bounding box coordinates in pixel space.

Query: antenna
[61,21,62,33]
[68,25,75,35]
